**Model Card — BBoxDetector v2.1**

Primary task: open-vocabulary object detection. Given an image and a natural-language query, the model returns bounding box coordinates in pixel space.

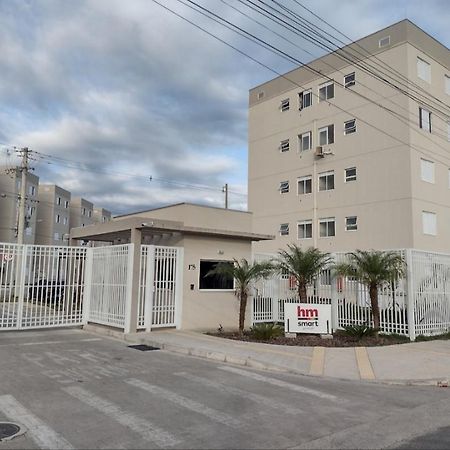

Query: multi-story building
[35,184,71,246]
[0,168,39,244]
[248,20,450,254]
[70,197,94,229]
[93,207,112,224]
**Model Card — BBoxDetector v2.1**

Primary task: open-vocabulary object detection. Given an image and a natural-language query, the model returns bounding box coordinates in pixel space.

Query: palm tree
[334,250,405,332]
[275,245,331,302]
[207,258,274,334]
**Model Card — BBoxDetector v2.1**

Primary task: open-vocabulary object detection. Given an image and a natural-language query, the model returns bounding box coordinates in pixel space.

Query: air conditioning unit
[315,146,324,157]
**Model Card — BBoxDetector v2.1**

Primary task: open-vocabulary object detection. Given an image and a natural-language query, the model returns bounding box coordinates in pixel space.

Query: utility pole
[223,183,228,209]
[17,147,30,245]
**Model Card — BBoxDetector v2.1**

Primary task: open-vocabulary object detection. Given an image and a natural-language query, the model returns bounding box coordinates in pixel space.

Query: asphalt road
[0,329,449,449]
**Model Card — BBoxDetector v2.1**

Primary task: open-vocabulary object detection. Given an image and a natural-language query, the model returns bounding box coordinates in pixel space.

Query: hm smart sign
[284,303,332,334]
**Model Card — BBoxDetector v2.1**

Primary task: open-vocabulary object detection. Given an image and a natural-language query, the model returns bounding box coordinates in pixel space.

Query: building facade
[93,207,112,224]
[0,168,39,245]
[35,184,71,246]
[69,197,94,229]
[248,20,450,254]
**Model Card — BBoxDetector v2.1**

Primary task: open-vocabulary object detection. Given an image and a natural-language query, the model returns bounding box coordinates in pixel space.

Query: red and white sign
[284,303,332,334]
[0,253,14,263]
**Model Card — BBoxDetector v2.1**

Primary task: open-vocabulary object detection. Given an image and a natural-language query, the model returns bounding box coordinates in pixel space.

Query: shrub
[342,325,378,340]
[416,331,450,342]
[250,323,284,340]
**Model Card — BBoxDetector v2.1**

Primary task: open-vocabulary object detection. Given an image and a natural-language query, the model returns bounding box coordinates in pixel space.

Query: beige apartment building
[70,197,94,229]
[249,20,450,254]
[35,184,71,246]
[93,207,112,224]
[0,168,39,245]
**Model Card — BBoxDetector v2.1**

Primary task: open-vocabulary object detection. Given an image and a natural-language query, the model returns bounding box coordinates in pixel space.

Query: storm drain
[0,423,21,441]
[128,344,160,351]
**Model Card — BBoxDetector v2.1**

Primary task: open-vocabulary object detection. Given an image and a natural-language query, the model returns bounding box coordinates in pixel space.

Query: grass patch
[415,331,450,341]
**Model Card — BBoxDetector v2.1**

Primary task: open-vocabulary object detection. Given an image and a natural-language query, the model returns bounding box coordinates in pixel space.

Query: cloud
[0,0,448,216]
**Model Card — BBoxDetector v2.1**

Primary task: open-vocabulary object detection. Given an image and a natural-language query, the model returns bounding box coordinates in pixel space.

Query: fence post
[16,244,28,329]
[143,245,155,332]
[330,256,339,332]
[124,243,137,334]
[405,248,416,342]
[174,247,184,330]
[82,248,93,325]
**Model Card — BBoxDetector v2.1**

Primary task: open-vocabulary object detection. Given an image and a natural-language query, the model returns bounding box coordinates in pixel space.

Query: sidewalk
[85,325,450,385]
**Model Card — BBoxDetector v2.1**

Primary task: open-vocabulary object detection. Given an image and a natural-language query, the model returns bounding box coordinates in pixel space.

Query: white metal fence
[138,245,183,330]
[253,249,450,340]
[0,243,87,329]
[84,244,133,329]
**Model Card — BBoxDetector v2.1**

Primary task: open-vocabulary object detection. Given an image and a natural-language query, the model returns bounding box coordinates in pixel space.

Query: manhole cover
[0,422,21,440]
[128,344,160,351]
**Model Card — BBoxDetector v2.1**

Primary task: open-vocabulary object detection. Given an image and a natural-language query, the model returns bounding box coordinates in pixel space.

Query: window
[25,227,32,236]
[299,131,312,151]
[379,36,390,47]
[64,200,69,208]
[417,57,431,83]
[88,210,92,218]
[297,175,312,195]
[318,124,335,145]
[299,89,312,110]
[102,216,107,223]
[446,75,450,95]
[82,207,86,216]
[318,82,334,102]
[346,216,358,231]
[279,223,289,236]
[344,119,356,135]
[280,139,290,152]
[345,167,357,182]
[55,214,60,224]
[279,181,289,193]
[318,171,335,191]
[54,232,60,241]
[29,185,35,196]
[297,220,312,239]
[63,216,68,225]
[257,91,264,100]
[419,107,432,132]
[280,98,290,112]
[319,218,336,237]
[57,197,61,206]
[344,72,355,88]
[420,158,434,183]
[199,260,234,290]
[422,211,437,236]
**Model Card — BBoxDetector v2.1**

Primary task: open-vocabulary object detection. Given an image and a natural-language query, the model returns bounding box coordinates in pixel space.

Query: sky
[0,0,448,215]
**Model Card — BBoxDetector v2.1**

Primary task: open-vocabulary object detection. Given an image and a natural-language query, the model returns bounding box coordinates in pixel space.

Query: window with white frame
[446,75,450,95]
[318,81,334,102]
[82,207,86,216]
[29,185,35,196]
[344,119,356,135]
[55,214,60,224]
[417,57,431,83]
[280,139,290,152]
[345,167,357,182]
[54,232,60,241]
[422,211,437,235]
[279,181,289,193]
[280,98,290,111]
[420,158,435,183]
[57,196,61,205]
[345,216,358,231]
[279,223,289,236]
[88,210,92,218]
[299,131,312,151]
[199,260,234,290]
[63,216,68,225]
[344,72,355,88]
[297,175,312,195]
[318,124,335,145]
[297,220,312,239]
[299,89,312,110]
[318,171,334,191]
[25,227,32,236]
[319,218,335,237]
[419,107,432,132]
[64,200,69,208]
[379,36,390,48]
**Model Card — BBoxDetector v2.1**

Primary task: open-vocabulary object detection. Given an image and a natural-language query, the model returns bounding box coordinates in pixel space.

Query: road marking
[174,371,303,415]
[0,395,73,449]
[309,347,325,376]
[355,347,375,380]
[63,386,179,447]
[0,338,102,347]
[219,366,339,402]
[126,378,241,428]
